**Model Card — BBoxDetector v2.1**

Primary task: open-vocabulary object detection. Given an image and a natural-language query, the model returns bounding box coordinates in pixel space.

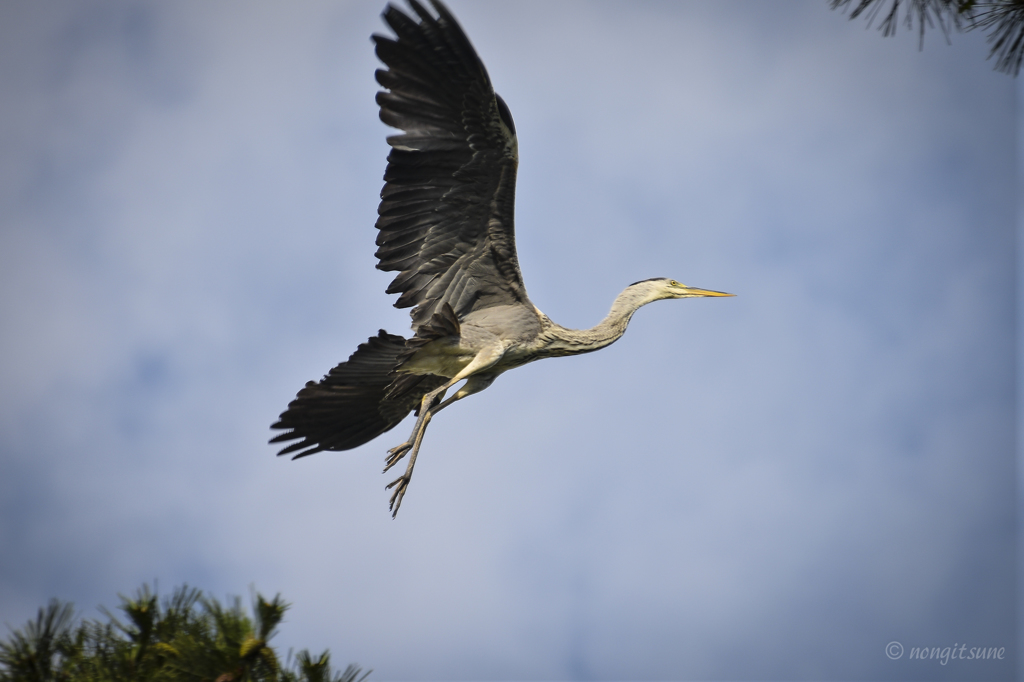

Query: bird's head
[628,277,734,303]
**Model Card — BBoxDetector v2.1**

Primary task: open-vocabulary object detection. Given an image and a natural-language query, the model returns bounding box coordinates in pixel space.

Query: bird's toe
[386,475,409,517]
[383,442,412,472]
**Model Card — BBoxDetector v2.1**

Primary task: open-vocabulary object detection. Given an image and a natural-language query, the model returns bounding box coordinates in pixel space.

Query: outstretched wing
[269,330,447,458]
[373,0,531,331]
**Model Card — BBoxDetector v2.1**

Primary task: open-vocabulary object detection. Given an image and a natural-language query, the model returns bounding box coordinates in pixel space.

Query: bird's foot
[383,442,412,473]
[385,475,409,518]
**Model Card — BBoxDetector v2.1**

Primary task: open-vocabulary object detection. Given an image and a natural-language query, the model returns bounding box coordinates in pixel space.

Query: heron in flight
[271,0,733,517]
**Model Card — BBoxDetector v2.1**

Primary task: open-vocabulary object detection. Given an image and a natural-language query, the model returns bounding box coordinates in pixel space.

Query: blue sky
[0,1,1016,680]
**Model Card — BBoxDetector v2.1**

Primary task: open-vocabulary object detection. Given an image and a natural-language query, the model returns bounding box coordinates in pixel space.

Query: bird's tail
[270,330,445,459]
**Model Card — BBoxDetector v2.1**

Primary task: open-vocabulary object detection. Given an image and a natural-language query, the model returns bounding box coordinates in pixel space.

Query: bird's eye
[670,280,681,287]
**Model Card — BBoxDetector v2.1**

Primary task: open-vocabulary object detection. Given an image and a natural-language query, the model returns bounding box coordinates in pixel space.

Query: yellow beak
[681,287,735,297]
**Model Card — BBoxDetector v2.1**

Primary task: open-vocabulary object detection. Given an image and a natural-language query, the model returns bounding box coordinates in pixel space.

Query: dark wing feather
[374,0,531,331]
[269,330,445,458]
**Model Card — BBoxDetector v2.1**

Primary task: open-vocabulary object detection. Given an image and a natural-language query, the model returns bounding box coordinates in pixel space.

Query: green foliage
[280,652,368,682]
[830,0,1024,75]
[0,600,75,682]
[0,586,368,682]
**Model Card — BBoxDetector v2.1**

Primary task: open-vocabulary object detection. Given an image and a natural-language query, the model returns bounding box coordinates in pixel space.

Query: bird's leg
[383,387,446,472]
[384,374,498,517]
[382,348,504,517]
[385,408,433,516]
[384,382,478,517]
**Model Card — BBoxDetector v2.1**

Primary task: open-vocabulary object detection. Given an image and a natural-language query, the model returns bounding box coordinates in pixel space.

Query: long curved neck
[537,286,653,356]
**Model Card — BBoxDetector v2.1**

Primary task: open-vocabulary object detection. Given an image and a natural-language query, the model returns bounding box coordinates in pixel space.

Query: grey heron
[271,0,733,517]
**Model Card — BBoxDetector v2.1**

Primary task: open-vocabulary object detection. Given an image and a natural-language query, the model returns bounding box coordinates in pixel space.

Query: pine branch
[0,585,369,682]
[974,1,1024,73]
[830,0,1024,75]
